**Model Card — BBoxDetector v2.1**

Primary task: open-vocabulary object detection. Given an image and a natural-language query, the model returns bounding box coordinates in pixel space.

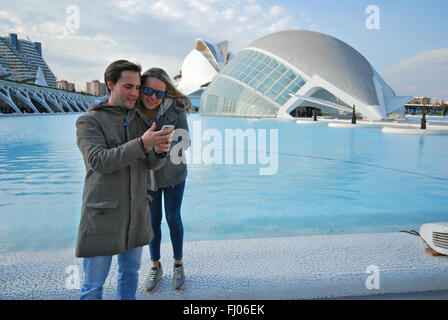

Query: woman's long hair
[141,67,191,114]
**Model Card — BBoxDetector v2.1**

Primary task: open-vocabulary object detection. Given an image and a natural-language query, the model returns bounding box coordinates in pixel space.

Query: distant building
[405,96,447,115]
[86,80,107,96]
[200,30,412,120]
[0,33,57,87]
[0,57,13,79]
[57,80,76,92]
[409,96,431,105]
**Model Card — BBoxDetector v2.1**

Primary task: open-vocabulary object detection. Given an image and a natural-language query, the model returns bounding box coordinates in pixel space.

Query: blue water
[406,115,448,121]
[1,113,447,252]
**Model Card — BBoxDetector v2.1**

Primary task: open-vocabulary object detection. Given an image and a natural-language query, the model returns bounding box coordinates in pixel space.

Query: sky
[0,0,447,100]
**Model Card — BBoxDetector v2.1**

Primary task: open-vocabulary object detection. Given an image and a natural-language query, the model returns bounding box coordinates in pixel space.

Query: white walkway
[1,232,447,300]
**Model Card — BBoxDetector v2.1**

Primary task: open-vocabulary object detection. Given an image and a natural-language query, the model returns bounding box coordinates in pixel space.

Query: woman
[136,67,191,292]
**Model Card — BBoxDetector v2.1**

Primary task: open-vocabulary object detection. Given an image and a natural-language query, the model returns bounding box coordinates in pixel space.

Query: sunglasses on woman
[143,86,166,99]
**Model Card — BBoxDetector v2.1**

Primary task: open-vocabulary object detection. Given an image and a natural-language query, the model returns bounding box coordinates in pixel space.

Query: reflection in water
[418,136,425,159]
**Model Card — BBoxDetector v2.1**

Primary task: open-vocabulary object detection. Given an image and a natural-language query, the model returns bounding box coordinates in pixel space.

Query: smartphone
[161,125,175,132]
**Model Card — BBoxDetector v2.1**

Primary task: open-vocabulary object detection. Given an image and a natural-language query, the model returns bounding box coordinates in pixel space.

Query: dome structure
[200,30,411,120]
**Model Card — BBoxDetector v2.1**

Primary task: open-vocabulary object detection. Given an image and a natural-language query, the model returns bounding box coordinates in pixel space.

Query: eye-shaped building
[199,30,411,120]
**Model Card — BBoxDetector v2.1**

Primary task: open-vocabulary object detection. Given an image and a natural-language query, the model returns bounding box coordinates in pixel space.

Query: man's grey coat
[75,102,165,258]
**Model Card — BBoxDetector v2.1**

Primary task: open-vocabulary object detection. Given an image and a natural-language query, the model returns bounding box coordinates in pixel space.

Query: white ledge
[1,232,447,300]
[381,127,448,135]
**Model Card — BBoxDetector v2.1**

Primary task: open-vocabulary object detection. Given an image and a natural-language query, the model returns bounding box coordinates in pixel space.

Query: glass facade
[0,34,57,87]
[200,49,306,117]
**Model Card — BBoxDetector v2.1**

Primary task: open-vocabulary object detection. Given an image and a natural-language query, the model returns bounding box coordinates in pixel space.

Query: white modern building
[0,79,96,114]
[200,30,412,120]
[176,39,232,103]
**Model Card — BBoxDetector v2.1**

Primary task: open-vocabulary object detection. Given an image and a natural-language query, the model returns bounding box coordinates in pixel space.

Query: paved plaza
[1,232,447,300]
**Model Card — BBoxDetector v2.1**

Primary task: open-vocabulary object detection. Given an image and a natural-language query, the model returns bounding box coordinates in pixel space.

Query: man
[75,60,172,300]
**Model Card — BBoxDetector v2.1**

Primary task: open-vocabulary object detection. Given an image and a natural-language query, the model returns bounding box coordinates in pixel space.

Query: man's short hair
[104,60,142,93]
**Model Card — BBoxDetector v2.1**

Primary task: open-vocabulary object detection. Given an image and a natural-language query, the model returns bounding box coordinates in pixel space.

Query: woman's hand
[141,122,172,153]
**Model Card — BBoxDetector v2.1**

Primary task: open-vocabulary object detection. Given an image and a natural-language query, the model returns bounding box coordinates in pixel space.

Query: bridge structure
[0,79,98,115]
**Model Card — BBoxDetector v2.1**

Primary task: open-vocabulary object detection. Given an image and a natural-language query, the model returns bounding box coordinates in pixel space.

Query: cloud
[382,49,448,74]
[112,0,300,50]
[379,49,448,100]
[1,0,300,89]
[0,1,186,86]
[0,10,22,25]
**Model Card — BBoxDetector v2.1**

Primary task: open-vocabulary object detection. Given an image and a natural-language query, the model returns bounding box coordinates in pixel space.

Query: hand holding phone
[141,123,171,153]
[161,125,175,132]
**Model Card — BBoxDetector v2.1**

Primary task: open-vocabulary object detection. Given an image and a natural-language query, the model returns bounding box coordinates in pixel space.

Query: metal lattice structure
[0,79,96,114]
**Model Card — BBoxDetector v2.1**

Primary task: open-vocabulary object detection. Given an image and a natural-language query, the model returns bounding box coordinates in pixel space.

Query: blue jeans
[148,180,185,262]
[79,246,143,300]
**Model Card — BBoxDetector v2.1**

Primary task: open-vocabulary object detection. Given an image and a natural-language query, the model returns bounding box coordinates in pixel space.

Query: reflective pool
[1,113,447,252]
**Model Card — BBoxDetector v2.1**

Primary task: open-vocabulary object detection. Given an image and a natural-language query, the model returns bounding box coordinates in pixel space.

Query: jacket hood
[159,98,173,116]
[135,96,191,126]
[87,102,131,113]
[87,102,139,129]
[135,98,173,122]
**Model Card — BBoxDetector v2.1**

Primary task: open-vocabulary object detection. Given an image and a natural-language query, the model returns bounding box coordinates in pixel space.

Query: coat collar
[135,98,174,124]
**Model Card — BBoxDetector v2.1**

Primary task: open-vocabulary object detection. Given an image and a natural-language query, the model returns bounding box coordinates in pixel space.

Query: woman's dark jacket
[136,96,191,190]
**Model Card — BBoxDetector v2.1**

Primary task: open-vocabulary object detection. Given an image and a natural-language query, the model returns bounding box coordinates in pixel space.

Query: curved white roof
[177,38,232,96]
[245,30,380,106]
[177,49,218,96]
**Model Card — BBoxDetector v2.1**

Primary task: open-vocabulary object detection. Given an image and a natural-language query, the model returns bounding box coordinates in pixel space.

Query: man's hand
[141,122,172,153]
